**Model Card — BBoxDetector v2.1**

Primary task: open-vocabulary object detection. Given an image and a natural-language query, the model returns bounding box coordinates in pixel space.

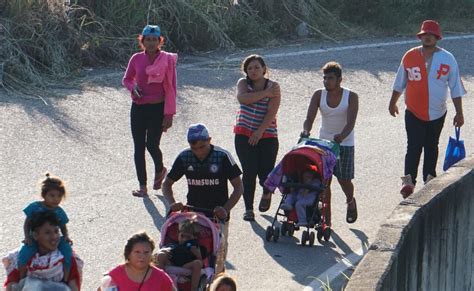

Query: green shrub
[322,0,474,33]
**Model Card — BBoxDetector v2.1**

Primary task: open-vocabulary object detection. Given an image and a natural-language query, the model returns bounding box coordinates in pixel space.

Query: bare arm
[248,81,281,146]
[162,177,184,211]
[162,177,176,204]
[23,218,31,244]
[255,81,281,132]
[335,92,359,143]
[389,90,403,117]
[302,90,322,135]
[223,176,243,213]
[60,224,69,237]
[236,78,279,105]
[452,97,464,127]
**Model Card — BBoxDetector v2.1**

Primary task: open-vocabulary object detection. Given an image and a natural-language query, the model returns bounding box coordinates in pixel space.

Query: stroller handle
[168,205,226,223]
[183,205,214,216]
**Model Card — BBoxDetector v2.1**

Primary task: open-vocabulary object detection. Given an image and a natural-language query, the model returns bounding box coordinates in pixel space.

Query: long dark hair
[241,54,269,81]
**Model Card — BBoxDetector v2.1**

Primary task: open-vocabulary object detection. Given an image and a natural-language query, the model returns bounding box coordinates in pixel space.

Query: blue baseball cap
[142,25,161,37]
[187,123,210,142]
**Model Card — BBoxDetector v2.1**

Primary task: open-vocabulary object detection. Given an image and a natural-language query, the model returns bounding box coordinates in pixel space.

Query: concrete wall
[346,155,474,291]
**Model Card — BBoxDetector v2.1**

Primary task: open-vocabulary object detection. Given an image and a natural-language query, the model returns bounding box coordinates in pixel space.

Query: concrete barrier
[346,154,474,290]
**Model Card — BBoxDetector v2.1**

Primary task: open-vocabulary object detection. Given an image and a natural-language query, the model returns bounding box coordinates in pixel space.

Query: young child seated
[281,166,322,226]
[155,217,206,291]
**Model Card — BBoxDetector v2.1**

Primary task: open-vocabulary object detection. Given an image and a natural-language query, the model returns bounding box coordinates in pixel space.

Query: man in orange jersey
[388,20,466,198]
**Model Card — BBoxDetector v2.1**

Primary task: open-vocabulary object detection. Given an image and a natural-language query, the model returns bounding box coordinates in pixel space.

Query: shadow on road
[142,196,167,231]
[350,228,369,252]
[246,214,358,286]
[1,94,87,137]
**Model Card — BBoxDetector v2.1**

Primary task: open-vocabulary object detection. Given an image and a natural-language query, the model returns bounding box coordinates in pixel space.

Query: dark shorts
[334,146,355,180]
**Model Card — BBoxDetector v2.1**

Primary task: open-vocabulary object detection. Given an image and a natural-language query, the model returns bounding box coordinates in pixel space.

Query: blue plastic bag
[443,127,465,171]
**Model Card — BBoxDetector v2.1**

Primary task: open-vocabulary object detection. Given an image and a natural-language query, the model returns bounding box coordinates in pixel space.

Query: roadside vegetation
[1,0,473,96]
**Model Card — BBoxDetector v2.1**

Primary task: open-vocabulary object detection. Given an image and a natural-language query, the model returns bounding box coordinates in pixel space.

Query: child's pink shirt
[123,51,178,116]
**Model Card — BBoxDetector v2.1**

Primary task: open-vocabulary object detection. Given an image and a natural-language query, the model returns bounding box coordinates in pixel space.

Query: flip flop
[243,210,255,221]
[346,198,357,224]
[132,188,148,198]
[258,194,272,212]
[153,167,167,190]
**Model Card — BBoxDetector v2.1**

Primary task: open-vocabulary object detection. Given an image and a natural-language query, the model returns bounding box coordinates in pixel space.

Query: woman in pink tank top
[99,232,174,291]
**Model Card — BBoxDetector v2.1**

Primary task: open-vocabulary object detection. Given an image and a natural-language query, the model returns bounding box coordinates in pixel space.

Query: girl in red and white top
[123,25,178,197]
[234,54,281,221]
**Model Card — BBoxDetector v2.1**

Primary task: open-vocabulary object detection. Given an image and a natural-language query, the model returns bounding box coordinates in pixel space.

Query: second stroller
[264,138,338,246]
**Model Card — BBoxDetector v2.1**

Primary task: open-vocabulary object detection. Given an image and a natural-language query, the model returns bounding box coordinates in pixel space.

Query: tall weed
[1,0,473,96]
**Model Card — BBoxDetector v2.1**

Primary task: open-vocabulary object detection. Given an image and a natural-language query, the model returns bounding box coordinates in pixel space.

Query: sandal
[258,194,272,212]
[243,210,255,221]
[346,197,357,224]
[153,167,167,190]
[132,186,148,198]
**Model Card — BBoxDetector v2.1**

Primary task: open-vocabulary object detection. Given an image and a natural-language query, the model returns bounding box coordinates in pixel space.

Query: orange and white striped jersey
[393,47,466,121]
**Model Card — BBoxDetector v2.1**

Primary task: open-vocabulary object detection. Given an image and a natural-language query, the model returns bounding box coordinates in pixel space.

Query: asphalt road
[1,35,473,290]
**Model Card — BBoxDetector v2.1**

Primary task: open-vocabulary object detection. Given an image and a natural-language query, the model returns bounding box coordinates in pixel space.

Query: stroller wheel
[273,227,280,242]
[281,222,288,236]
[316,227,323,242]
[265,226,273,242]
[323,226,331,241]
[287,224,295,237]
[301,230,309,246]
[309,231,315,246]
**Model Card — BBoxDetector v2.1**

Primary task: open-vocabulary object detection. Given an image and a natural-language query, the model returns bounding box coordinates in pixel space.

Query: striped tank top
[233,79,278,138]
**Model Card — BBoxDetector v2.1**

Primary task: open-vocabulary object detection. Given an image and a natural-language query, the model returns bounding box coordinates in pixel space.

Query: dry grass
[1,0,472,98]
[1,0,80,96]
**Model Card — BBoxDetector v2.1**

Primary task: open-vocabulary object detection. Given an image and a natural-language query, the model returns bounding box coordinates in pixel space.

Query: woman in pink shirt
[99,232,174,291]
[123,25,178,197]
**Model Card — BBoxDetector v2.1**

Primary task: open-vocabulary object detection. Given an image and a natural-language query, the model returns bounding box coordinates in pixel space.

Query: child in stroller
[280,165,323,227]
[155,206,222,291]
[155,216,205,291]
[264,138,338,246]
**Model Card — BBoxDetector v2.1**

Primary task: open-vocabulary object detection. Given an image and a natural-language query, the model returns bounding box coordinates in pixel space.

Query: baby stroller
[158,206,222,291]
[264,138,338,246]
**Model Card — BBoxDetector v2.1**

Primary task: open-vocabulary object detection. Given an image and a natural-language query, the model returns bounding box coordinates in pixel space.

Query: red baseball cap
[417,20,442,40]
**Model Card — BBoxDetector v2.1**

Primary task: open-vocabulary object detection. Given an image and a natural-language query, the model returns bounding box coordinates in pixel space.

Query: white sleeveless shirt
[319,87,355,146]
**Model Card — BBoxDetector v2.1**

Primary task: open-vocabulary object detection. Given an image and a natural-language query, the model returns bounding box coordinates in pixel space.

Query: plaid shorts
[334,146,355,180]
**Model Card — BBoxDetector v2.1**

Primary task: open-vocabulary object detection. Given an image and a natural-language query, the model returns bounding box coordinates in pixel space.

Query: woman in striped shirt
[234,55,281,221]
